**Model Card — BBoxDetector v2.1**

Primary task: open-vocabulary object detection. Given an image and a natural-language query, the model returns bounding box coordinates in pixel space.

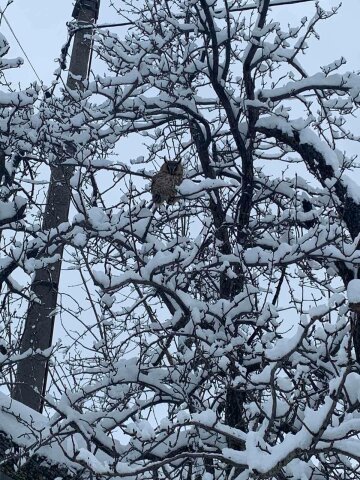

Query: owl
[151,160,183,205]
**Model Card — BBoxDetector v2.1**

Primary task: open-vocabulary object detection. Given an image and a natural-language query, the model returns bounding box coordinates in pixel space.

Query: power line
[80,0,317,30]
[105,0,317,27]
[0,0,316,84]
[0,8,42,84]
[234,0,316,10]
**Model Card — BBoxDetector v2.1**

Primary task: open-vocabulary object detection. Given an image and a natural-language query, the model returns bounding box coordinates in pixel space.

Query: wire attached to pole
[0,8,42,84]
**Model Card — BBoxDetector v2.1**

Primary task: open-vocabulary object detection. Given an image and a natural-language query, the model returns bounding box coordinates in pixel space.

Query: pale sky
[0,0,115,88]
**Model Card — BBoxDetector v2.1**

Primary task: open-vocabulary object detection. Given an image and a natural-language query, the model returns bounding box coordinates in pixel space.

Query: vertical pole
[12,0,100,412]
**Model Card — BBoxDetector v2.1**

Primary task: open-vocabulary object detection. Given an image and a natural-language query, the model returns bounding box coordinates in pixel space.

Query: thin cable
[69,0,317,32]
[233,0,316,10]
[91,0,317,28]
[0,9,42,83]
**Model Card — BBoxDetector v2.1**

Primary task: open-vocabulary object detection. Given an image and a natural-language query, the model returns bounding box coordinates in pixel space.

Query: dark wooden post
[12,0,100,412]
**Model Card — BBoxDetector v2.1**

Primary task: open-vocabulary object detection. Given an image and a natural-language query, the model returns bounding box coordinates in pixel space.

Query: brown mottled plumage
[151,160,183,205]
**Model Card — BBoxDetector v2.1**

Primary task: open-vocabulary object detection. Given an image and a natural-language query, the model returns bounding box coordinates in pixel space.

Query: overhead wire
[0,8,43,84]
[0,0,318,88]
[234,0,317,10]
[67,0,318,32]
[96,0,317,28]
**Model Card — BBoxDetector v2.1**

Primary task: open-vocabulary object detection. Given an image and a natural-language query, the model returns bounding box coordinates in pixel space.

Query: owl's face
[165,160,181,175]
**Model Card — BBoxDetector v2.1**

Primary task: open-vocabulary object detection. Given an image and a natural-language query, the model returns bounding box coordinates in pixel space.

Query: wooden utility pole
[13,0,100,412]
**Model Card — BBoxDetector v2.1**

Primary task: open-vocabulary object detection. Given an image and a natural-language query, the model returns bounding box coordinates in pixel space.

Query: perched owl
[151,160,183,205]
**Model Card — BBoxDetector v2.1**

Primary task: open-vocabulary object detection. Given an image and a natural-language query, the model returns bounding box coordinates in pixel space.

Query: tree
[2,0,360,479]
[0,29,44,380]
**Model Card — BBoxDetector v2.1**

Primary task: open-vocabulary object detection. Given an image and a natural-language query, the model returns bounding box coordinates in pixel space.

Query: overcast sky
[0,0,115,88]
[0,0,359,90]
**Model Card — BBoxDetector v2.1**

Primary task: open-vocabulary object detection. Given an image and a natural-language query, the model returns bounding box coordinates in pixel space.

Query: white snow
[347,279,360,303]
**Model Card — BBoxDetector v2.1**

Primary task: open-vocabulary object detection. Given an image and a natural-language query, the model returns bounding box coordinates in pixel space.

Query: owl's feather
[151,161,183,205]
